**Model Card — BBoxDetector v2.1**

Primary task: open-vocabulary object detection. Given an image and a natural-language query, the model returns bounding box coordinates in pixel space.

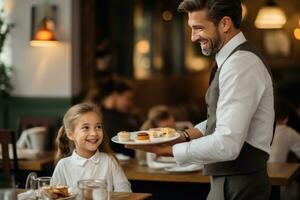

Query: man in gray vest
[127,0,274,199]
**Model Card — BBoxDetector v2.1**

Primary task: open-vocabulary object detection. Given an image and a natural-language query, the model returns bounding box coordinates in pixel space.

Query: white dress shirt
[269,124,300,162]
[51,150,131,192]
[173,32,274,165]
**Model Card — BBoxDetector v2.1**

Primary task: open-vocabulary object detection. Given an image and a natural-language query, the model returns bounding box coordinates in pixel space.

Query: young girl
[51,102,131,192]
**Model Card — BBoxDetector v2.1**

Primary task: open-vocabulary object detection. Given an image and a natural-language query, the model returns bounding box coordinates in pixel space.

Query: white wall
[4,0,80,97]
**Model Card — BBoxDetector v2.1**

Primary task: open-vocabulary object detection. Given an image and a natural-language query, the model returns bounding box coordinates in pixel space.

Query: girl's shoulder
[98,152,118,165]
[55,155,73,167]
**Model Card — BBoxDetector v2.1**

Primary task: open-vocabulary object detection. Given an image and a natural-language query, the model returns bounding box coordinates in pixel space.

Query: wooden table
[16,189,151,200]
[121,159,300,186]
[17,151,55,171]
[13,153,300,185]
[267,162,300,185]
[121,159,300,200]
[0,151,55,171]
[111,192,152,200]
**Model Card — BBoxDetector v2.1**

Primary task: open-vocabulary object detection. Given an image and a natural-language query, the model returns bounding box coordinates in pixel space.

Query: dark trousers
[207,169,271,200]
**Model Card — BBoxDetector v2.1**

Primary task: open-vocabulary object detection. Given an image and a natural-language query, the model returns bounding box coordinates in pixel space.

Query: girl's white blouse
[51,150,131,192]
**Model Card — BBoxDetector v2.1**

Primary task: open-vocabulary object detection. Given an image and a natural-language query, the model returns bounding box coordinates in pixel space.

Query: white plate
[155,156,176,163]
[111,131,180,145]
[114,153,131,161]
[164,164,203,173]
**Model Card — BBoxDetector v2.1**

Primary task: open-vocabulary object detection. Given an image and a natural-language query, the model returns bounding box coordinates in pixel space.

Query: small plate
[111,131,180,145]
[115,153,131,161]
[164,164,203,173]
[155,156,176,163]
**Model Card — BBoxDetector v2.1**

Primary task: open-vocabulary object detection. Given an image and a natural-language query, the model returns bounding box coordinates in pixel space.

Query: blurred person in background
[141,105,176,130]
[269,98,300,163]
[140,105,176,167]
[269,97,300,200]
[94,77,141,158]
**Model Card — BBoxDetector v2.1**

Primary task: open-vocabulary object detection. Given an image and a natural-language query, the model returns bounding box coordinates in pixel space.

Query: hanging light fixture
[241,3,247,21]
[30,4,59,47]
[294,19,300,40]
[254,0,286,29]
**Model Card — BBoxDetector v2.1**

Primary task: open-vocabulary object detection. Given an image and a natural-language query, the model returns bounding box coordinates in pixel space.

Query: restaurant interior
[1,0,300,199]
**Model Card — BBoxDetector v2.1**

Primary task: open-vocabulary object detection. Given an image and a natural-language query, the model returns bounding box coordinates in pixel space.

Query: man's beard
[201,32,223,56]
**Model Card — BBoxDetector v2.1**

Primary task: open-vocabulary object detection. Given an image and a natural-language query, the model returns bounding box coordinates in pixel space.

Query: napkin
[115,153,131,161]
[147,153,176,169]
[164,164,203,172]
[17,190,36,200]
[148,160,177,169]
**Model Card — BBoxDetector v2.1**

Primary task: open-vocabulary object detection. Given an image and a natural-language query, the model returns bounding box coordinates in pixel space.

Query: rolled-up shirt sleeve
[173,52,270,166]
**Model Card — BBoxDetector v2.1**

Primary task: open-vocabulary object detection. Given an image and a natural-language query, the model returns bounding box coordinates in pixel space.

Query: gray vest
[203,41,273,176]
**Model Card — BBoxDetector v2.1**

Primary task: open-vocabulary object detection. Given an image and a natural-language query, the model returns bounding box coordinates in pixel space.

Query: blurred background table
[17,151,55,171]
[121,159,300,200]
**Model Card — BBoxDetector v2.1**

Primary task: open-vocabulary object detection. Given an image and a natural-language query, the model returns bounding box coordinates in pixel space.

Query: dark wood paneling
[0,97,71,137]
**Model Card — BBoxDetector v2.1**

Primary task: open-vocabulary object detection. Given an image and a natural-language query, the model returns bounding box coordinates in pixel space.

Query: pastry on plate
[149,128,164,139]
[162,127,176,138]
[42,185,69,199]
[149,127,176,138]
[118,131,131,142]
[135,132,150,143]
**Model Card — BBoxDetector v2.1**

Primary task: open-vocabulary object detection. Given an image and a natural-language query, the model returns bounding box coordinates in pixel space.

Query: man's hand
[125,128,204,156]
[125,131,187,156]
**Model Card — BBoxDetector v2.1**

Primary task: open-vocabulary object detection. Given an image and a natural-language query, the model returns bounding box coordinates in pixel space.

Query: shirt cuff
[172,142,192,166]
[195,120,207,135]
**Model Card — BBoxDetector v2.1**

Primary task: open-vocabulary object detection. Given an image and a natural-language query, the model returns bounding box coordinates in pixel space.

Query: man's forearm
[177,128,204,143]
[186,128,204,140]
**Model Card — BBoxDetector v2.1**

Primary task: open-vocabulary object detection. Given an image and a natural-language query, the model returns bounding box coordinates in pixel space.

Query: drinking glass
[25,173,52,199]
[37,177,51,189]
[77,179,109,200]
[135,150,147,166]
[36,176,51,198]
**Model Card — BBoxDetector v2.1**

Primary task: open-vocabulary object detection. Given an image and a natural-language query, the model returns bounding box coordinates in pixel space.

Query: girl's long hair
[55,102,115,164]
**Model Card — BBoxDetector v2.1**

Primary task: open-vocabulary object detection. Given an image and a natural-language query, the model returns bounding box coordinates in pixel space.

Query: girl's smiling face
[67,111,103,158]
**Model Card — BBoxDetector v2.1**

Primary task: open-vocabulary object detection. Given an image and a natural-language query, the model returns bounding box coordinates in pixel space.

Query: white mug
[25,128,48,151]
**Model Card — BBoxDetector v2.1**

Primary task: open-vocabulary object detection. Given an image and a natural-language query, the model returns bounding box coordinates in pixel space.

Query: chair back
[19,116,60,150]
[0,129,18,187]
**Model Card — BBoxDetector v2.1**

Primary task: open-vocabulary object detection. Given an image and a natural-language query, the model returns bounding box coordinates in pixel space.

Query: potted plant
[0,9,13,97]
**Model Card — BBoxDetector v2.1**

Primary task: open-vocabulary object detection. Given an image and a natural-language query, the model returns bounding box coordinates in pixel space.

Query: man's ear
[65,129,74,141]
[220,16,232,33]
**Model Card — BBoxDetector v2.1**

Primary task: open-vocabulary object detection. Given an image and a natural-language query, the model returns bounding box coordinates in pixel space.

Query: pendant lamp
[30,4,59,47]
[254,0,286,29]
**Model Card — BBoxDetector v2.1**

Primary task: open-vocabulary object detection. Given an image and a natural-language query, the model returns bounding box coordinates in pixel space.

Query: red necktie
[209,60,218,85]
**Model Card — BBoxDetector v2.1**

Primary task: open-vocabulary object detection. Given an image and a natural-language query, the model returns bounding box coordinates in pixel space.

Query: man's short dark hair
[177,0,242,28]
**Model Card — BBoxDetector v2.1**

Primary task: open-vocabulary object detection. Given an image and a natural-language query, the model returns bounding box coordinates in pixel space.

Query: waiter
[127,0,274,199]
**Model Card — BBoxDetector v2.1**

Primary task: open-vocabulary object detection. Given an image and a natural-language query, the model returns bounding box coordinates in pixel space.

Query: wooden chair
[0,129,18,187]
[18,116,60,150]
